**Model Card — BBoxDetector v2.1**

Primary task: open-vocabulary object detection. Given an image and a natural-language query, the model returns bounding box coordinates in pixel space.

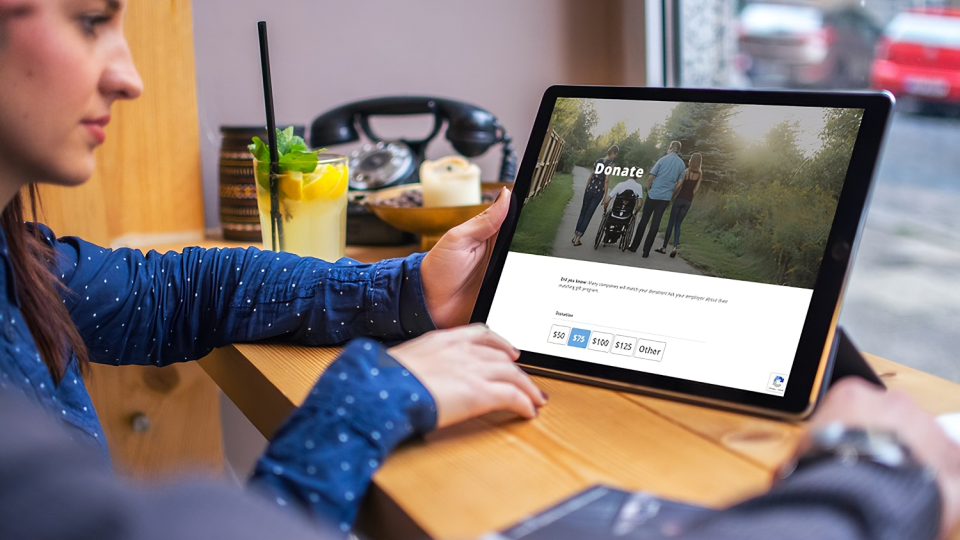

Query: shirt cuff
[301,337,439,448]
[368,253,436,341]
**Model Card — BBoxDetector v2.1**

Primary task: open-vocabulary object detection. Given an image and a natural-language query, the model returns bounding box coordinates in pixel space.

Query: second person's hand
[802,378,960,536]
[388,324,547,429]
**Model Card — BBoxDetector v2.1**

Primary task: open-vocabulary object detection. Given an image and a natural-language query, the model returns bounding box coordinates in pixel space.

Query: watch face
[805,424,913,469]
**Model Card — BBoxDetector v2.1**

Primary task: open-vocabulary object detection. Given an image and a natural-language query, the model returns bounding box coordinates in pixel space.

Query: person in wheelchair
[594,177,645,250]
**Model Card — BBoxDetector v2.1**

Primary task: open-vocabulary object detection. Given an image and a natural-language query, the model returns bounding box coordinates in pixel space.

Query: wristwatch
[779,422,922,479]
[777,423,941,540]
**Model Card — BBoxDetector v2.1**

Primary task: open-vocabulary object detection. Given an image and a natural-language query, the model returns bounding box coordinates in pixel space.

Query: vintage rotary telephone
[309,96,517,244]
[310,96,516,189]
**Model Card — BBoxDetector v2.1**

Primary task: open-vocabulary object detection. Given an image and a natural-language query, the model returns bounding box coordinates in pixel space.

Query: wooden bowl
[365,182,511,250]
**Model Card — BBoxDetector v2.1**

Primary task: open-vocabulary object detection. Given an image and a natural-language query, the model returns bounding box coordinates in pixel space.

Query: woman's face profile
[0,0,142,189]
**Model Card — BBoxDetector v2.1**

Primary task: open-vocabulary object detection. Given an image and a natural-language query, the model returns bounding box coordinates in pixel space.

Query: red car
[871,8,960,105]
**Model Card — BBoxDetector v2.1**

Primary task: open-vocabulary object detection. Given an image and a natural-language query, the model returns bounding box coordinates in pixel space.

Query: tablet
[472,86,893,420]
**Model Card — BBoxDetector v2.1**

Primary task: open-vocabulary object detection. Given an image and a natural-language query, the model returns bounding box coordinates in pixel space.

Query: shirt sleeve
[649,157,662,177]
[39,224,435,367]
[678,460,942,540]
[248,338,437,533]
[0,387,341,540]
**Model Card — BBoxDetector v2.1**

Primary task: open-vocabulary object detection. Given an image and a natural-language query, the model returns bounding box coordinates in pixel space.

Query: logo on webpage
[767,373,788,393]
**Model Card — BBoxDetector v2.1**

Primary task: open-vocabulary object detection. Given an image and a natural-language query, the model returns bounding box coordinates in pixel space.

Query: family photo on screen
[510,98,864,290]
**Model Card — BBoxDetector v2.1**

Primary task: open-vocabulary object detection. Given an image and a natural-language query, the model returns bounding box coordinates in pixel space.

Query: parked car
[870,8,960,107]
[737,1,880,89]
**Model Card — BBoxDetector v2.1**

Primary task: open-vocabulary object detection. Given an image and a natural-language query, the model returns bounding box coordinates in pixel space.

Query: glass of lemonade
[253,153,348,261]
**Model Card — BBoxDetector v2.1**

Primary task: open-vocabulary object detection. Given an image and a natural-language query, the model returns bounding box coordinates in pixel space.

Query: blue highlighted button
[567,328,591,349]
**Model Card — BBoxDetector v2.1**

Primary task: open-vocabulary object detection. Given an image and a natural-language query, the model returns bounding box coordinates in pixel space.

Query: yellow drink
[254,154,348,262]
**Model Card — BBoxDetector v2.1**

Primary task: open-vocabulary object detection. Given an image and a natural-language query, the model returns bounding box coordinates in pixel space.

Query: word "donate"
[595,163,645,178]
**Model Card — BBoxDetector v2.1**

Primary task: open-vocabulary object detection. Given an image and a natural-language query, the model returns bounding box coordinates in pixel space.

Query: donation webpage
[487,97,864,396]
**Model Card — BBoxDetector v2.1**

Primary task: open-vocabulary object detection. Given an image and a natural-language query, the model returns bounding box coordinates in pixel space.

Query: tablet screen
[486,97,864,398]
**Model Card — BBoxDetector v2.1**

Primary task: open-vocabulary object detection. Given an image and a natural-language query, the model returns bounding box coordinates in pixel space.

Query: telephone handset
[309,96,516,190]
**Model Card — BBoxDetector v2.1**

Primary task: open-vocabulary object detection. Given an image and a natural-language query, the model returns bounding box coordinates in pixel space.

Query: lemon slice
[303,163,347,201]
[326,164,349,199]
[279,170,304,200]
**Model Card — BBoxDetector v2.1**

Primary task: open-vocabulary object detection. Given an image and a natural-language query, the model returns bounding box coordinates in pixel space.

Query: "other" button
[634,338,666,362]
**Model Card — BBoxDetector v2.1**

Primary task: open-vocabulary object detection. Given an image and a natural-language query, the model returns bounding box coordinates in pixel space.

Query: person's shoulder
[24,222,59,248]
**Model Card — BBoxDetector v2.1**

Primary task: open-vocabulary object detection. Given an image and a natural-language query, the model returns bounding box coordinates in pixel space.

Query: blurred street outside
[674,0,960,382]
[840,110,960,382]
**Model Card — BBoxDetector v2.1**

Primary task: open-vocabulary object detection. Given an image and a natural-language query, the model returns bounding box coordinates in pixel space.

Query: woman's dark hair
[1,187,88,384]
[607,145,620,156]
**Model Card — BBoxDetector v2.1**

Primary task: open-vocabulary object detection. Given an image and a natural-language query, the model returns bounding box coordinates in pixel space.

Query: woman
[571,145,618,246]
[0,0,545,533]
[655,152,702,258]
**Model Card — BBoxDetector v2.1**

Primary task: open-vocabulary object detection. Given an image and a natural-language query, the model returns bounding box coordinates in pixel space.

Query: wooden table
[193,244,960,540]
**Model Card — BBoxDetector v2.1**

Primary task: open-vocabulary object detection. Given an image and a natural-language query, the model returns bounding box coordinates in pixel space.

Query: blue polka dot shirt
[0,223,438,530]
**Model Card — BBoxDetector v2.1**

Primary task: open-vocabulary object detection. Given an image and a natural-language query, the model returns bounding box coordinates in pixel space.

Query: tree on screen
[661,102,739,183]
[806,108,863,198]
[548,98,598,173]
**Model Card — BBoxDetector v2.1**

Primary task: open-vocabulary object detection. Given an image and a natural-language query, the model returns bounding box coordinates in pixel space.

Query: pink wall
[192,0,644,231]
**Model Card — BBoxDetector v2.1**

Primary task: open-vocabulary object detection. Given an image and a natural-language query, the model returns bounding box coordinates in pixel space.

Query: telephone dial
[309,96,516,244]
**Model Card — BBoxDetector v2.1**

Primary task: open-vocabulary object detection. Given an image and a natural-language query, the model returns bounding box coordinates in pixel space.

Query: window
[647,0,960,382]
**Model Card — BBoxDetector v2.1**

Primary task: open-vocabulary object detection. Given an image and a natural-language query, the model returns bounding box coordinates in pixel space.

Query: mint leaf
[289,135,308,153]
[250,129,325,176]
[279,150,319,173]
[248,136,271,162]
[276,126,295,155]
[255,160,271,189]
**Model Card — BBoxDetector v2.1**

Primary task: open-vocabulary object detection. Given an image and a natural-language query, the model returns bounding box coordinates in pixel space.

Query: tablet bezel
[471,85,894,420]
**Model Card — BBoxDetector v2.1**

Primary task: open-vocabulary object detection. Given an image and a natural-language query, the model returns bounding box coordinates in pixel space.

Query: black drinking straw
[257,21,283,252]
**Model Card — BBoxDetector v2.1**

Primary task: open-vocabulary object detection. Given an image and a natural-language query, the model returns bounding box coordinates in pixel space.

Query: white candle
[420,156,482,207]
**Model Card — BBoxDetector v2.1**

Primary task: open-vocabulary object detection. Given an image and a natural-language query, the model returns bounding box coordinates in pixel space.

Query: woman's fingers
[484,382,539,420]
[461,323,520,359]
[419,189,511,329]
[479,359,547,408]
[458,325,541,406]
[387,324,546,430]
[443,187,511,249]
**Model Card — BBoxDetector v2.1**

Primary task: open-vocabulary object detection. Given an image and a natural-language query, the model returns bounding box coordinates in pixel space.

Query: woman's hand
[420,187,510,329]
[802,378,960,535]
[388,324,547,429]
